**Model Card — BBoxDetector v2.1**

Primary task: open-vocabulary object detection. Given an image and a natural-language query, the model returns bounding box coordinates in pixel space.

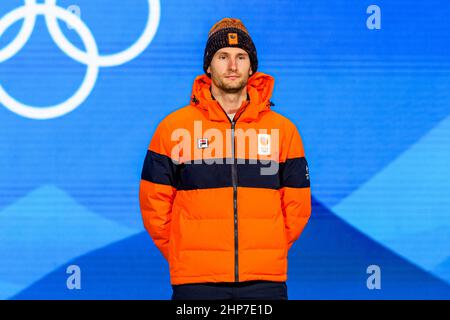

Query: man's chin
[222,86,244,94]
[221,81,246,92]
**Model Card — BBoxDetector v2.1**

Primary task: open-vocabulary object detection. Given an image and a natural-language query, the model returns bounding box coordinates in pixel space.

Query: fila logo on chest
[197,138,209,149]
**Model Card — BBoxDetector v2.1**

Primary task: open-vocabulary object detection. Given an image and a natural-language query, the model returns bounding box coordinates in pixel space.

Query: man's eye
[219,56,226,59]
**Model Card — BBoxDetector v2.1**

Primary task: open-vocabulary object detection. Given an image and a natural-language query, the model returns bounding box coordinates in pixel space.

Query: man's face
[207,47,253,94]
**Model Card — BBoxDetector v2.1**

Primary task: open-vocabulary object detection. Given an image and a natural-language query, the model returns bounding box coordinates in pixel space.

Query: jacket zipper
[219,105,240,283]
[231,119,239,282]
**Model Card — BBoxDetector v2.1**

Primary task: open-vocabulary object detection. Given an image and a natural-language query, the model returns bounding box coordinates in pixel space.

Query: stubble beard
[213,74,248,94]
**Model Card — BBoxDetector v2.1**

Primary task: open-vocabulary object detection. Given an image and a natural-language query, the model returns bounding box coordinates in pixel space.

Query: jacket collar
[190,72,275,123]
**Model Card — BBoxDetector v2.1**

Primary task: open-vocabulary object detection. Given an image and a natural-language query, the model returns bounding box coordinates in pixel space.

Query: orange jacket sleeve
[280,122,312,251]
[139,120,178,261]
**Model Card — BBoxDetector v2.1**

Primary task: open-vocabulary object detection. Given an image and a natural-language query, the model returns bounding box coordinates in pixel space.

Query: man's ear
[249,69,253,76]
[207,66,211,74]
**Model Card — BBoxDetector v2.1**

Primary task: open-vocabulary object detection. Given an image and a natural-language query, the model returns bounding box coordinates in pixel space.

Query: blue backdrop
[1,0,449,299]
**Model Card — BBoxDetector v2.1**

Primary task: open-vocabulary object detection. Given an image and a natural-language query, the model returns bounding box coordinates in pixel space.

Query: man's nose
[228,58,237,71]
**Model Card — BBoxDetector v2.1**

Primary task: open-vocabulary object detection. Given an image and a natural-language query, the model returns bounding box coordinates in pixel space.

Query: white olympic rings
[0,0,160,119]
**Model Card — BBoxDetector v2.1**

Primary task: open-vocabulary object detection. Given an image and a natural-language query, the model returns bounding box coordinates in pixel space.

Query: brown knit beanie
[203,18,258,77]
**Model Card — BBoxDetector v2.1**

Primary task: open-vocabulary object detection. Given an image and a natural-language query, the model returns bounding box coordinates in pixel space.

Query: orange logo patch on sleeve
[228,33,238,45]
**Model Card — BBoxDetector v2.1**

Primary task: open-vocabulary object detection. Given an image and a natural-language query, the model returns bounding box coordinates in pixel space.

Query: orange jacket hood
[190,71,275,122]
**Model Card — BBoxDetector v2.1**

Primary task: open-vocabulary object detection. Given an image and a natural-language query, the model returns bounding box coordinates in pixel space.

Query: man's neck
[210,85,248,115]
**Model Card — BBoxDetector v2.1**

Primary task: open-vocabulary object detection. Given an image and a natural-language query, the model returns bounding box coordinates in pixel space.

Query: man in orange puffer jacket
[139,17,312,300]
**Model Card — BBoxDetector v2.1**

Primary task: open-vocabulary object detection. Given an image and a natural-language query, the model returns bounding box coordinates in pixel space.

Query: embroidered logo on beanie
[228,33,238,45]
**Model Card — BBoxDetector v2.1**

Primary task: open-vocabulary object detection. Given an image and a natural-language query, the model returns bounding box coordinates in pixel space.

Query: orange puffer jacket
[139,71,311,285]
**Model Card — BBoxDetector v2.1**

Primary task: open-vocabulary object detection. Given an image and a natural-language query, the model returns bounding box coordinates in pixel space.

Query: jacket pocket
[168,205,180,267]
[283,224,289,250]
[278,209,289,251]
